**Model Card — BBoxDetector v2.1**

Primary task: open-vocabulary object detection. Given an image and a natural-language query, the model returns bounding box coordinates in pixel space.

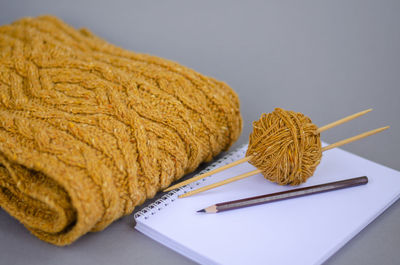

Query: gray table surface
[0,1,399,264]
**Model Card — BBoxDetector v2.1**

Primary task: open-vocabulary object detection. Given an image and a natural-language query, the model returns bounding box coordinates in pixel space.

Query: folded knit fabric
[0,16,242,245]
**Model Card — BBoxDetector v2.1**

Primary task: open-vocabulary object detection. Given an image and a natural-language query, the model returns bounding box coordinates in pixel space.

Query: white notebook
[134,143,400,265]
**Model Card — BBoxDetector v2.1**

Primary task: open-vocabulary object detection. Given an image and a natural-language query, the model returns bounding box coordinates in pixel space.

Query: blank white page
[135,144,400,265]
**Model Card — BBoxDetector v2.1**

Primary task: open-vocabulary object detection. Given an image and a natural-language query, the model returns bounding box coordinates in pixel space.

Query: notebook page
[135,144,400,265]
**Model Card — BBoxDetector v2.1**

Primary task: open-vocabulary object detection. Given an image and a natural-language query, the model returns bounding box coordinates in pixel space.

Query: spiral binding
[134,144,248,220]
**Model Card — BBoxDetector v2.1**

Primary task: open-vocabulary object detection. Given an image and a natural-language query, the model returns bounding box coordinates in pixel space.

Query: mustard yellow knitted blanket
[0,16,242,245]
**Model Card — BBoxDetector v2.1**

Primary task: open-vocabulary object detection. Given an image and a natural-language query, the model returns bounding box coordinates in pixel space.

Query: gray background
[0,0,399,264]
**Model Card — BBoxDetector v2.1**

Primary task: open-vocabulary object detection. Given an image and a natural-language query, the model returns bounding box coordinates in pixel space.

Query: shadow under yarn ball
[246,108,322,185]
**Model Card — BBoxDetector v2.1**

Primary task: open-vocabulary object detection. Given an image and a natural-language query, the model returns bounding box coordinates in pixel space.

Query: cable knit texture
[0,16,242,245]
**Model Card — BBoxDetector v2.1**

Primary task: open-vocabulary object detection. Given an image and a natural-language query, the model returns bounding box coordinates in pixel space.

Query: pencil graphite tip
[197,209,206,213]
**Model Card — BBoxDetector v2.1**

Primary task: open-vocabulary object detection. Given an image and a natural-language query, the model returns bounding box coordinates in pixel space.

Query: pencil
[197,176,368,213]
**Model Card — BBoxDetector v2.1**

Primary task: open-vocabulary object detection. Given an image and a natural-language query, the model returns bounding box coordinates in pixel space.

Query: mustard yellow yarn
[0,16,242,245]
[246,108,321,185]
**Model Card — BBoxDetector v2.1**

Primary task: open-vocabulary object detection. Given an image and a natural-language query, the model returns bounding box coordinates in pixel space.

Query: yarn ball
[0,16,242,245]
[246,108,322,185]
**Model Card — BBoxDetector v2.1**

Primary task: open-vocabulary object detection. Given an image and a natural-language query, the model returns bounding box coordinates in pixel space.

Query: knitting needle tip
[317,108,373,133]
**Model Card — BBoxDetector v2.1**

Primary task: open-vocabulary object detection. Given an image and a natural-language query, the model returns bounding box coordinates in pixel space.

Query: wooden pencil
[197,176,368,213]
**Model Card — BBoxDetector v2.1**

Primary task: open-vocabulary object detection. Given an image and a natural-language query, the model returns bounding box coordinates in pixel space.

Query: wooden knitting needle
[164,156,251,192]
[179,126,389,198]
[321,126,389,151]
[316,108,372,133]
[164,109,372,192]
